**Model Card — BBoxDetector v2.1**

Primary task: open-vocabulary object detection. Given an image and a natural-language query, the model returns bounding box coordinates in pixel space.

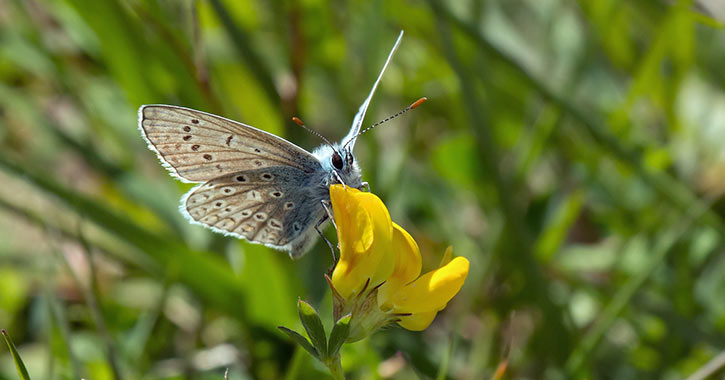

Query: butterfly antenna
[292,117,335,148]
[343,97,427,150]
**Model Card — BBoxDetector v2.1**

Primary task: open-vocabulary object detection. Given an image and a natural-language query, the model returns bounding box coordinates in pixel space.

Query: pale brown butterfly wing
[182,167,327,255]
[139,105,320,182]
[139,105,328,257]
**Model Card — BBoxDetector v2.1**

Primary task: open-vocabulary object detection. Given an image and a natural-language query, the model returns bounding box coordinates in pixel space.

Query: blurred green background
[2,0,725,379]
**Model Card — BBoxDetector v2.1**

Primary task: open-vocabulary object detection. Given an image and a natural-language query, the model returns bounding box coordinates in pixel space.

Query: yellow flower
[328,185,469,340]
[329,185,395,299]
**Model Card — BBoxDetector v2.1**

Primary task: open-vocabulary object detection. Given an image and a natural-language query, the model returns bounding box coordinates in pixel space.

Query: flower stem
[324,353,345,380]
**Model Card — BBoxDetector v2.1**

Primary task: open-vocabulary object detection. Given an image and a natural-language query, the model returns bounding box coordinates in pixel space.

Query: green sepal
[325,274,346,322]
[2,329,32,380]
[277,326,319,360]
[327,314,352,357]
[297,300,328,358]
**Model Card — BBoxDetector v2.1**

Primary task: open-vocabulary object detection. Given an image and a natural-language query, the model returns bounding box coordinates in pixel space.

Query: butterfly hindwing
[182,167,327,253]
[139,105,320,182]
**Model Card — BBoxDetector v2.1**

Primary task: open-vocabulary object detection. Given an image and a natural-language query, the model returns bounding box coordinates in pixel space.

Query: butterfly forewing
[182,167,327,252]
[140,105,320,182]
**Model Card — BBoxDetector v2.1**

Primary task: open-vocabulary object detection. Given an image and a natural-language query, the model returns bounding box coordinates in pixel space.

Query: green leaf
[431,133,477,190]
[277,326,319,360]
[207,0,281,112]
[327,314,352,357]
[239,245,297,330]
[534,190,585,262]
[2,329,32,380]
[297,300,327,358]
[0,154,250,326]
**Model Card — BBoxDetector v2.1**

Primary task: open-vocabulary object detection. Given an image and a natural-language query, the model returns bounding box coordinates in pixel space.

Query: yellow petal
[390,223,422,283]
[387,256,469,314]
[330,185,395,298]
[377,223,421,308]
[397,310,438,331]
[330,185,371,255]
[353,191,395,287]
[330,185,370,298]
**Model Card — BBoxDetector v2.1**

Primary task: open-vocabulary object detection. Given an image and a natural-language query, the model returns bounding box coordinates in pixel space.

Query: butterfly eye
[332,151,344,170]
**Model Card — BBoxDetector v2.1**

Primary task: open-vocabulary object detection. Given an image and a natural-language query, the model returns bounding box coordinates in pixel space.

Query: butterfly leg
[314,215,337,263]
[321,200,337,230]
[361,181,371,192]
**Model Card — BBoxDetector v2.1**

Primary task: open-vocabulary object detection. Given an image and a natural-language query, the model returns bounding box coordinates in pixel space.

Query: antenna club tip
[410,97,428,109]
[292,116,304,126]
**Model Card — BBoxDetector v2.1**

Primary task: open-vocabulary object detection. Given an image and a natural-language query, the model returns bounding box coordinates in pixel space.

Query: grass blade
[0,153,250,326]
[207,0,281,111]
[434,0,725,241]
[429,0,571,361]
[2,329,32,380]
[565,199,712,374]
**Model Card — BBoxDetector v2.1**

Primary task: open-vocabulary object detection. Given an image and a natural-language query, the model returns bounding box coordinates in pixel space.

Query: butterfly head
[313,143,362,189]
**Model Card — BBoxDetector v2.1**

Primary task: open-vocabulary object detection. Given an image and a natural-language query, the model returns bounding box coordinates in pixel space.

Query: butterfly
[138,31,422,259]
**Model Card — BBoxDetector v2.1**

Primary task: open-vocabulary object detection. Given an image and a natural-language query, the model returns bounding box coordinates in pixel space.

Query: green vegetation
[1,0,725,379]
